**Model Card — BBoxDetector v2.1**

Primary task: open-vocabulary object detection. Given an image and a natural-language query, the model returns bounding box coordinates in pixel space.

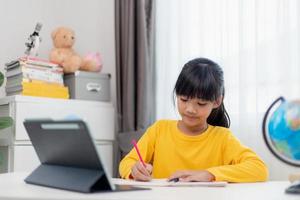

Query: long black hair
[174,58,230,128]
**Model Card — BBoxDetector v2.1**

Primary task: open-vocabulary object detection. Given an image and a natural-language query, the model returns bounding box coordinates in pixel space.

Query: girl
[119,58,268,182]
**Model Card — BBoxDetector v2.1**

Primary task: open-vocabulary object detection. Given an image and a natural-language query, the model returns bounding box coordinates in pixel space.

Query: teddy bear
[49,26,102,73]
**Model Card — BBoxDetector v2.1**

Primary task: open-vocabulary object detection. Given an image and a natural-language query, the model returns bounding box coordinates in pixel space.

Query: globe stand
[285,180,300,194]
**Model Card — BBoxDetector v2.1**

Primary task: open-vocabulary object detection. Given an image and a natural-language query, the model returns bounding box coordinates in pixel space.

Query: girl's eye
[180,98,188,102]
[198,102,207,106]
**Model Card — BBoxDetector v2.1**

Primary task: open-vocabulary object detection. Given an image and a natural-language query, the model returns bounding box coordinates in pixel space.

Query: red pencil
[131,139,146,167]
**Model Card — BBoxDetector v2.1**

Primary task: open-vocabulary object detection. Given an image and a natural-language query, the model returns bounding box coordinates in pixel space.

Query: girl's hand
[130,161,153,181]
[168,170,215,182]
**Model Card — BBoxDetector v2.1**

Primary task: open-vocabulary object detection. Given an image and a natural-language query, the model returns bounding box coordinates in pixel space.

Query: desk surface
[0,172,298,200]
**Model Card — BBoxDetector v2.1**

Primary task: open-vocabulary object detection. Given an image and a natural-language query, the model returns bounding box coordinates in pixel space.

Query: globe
[263,97,300,166]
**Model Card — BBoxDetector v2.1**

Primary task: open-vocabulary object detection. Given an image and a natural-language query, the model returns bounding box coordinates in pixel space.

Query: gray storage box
[64,71,111,101]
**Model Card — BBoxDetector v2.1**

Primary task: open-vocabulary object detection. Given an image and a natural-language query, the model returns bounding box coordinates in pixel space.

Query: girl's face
[177,96,221,130]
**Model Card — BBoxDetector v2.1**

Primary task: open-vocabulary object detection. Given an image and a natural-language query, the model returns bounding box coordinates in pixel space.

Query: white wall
[0,0,116,106]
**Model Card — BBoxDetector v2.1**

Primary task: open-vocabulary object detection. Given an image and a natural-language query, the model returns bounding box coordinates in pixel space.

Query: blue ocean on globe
[268,100,300,160]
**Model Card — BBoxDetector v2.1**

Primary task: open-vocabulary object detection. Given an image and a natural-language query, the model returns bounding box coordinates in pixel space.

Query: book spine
[5,68,22,77]
[22,70,63,85]
[20,62,63,72]
[5,62,20,70]
[20,57,60,68]
[21,62,63,72]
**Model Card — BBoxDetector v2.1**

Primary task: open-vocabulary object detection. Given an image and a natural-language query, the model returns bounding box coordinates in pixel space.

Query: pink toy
[81,52,103,72]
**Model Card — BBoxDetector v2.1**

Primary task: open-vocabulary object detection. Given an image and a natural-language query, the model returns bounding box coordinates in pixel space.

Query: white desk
[0,172,298,200]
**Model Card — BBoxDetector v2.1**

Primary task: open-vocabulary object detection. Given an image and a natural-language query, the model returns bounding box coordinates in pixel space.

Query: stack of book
[5,57,69,99]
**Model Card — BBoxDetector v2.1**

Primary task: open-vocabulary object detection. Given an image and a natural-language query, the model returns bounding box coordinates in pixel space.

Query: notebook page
[112,178,227,187]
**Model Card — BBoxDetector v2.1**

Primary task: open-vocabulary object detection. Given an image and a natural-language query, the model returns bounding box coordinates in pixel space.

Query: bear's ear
[51,28,60,40]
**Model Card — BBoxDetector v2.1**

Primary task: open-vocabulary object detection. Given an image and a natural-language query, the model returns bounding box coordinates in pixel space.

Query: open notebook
[112,178,227,187]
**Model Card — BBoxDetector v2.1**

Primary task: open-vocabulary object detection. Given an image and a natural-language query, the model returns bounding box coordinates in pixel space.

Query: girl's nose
[186,103,197,114]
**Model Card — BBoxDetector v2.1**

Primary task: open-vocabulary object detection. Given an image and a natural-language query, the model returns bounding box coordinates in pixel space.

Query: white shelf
[0,95,113,107]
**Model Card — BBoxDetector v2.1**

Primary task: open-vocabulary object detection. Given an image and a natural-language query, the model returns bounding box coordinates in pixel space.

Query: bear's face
[51,27,75,48]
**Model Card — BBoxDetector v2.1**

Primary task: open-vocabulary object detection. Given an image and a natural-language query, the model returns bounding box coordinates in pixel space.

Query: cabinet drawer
[96,143,113,176]
[14,101,115,141]
[13,143,113,176]
[13,145,39,172]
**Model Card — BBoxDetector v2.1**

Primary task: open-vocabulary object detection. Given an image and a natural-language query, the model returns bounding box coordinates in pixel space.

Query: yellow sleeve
[206,132,269,183]
[118,122,158,179]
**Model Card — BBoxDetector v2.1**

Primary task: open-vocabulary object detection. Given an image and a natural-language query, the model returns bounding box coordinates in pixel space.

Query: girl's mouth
[184,115,198,121]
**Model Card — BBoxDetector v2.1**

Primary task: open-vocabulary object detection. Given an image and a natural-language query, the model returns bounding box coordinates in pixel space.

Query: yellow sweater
[119,120,268,182]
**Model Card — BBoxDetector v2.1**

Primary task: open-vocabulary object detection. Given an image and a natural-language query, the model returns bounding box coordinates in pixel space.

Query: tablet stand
[25,164,111,193]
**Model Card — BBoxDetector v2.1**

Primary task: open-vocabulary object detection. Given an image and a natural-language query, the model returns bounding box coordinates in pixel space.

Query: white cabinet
[0,95,115,175]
